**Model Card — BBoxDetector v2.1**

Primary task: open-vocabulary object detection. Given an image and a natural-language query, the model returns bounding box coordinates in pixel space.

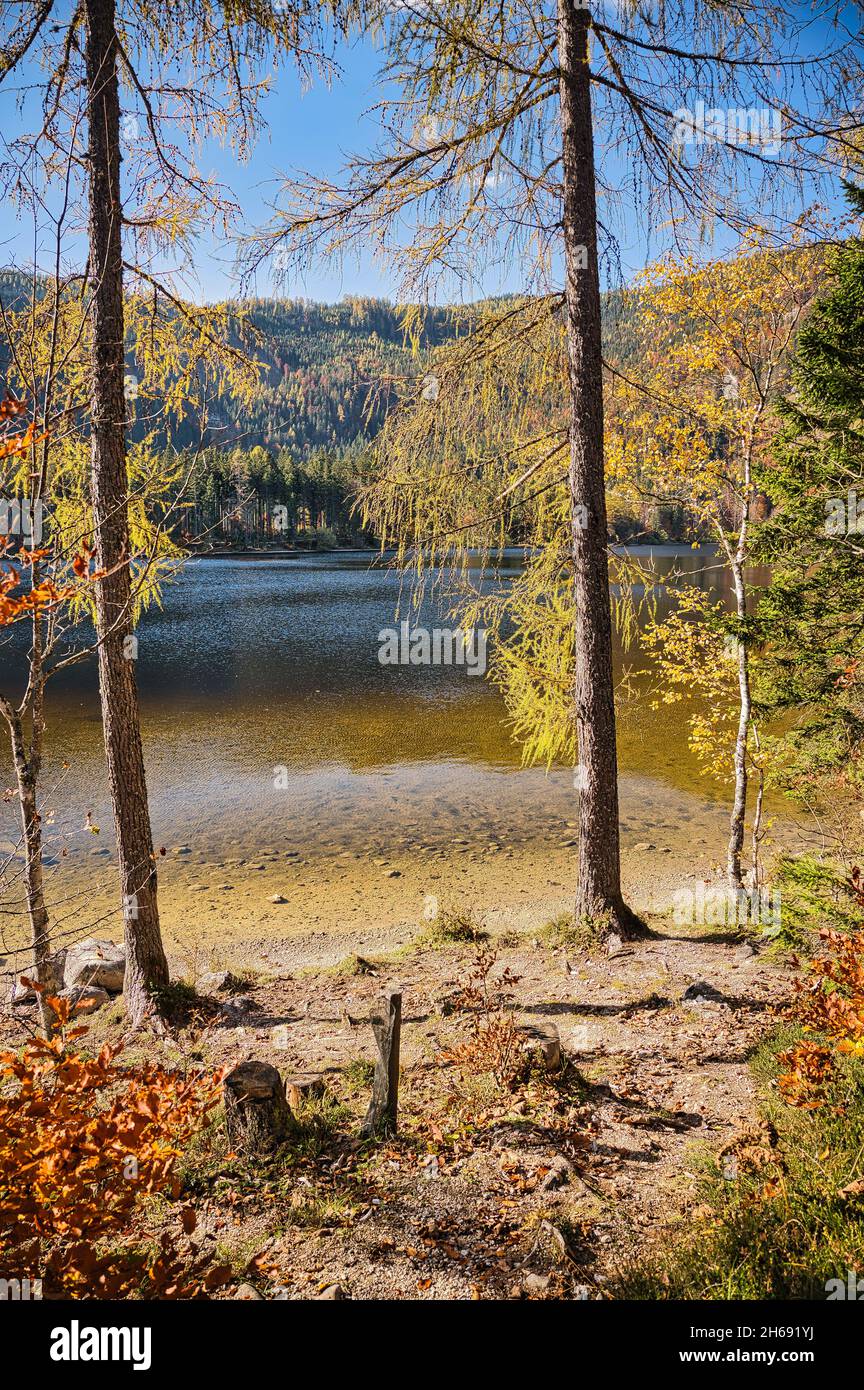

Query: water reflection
[0,546,767,891]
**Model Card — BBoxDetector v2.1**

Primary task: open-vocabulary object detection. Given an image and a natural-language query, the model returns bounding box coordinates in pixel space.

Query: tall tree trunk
[557,0,643,939]
[1,699,58,1036]
[727,555,750,890]
[85,0,169,1022]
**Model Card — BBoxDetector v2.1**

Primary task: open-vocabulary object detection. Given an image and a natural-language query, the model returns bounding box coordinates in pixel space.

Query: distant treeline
[0,274,725,546]
[157,295,461,458]
[169,439,711,550]
[168,440,373,548]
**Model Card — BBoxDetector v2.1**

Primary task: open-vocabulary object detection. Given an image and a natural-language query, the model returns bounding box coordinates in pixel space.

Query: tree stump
[516,1021,562,1073]
[224,1060,291,1155]
[361,990,401,1138]
[285,1073,326,1111]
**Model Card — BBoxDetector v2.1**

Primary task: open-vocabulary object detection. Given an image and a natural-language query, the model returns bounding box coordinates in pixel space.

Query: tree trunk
[727,556,750,890]
[84,0,169,1022]
[556,0,643,939]
[2,699,59,1036]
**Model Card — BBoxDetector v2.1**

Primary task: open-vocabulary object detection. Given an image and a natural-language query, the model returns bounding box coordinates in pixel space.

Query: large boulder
[63,938,126,994]
[10,949,67,1004]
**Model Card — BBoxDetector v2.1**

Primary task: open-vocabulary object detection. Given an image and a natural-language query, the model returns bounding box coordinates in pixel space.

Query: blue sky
[0,6,856,307]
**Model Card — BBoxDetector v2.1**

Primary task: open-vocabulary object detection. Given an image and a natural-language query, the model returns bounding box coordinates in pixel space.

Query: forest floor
[3,904,793,1301]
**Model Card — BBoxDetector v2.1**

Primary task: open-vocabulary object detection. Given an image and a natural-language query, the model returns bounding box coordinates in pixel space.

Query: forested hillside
[204,296,458,455]
[0,271,791,547]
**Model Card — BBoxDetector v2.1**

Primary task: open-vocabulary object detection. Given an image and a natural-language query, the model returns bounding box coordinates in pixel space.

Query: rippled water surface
[0,546,772,950]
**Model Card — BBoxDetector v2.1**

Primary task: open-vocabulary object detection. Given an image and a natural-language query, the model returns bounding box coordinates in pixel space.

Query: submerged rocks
[64,937,125,994]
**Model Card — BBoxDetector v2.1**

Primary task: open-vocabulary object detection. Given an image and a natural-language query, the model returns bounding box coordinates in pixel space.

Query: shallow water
[0,546,779,957]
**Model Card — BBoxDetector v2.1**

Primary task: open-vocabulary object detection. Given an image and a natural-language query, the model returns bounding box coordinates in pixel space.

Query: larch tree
[250,0,855,939]
[84,0,169,1017]
[0,0,340,1020]
[0,236,216,1034]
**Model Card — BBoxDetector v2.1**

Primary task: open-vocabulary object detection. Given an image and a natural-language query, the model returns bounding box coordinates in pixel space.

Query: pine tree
[754,183,864,837]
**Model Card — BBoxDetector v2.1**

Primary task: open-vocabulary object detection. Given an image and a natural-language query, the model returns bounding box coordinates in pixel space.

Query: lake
[0,546,790,965]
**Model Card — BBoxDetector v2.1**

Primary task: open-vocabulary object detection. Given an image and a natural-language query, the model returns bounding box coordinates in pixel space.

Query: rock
[433,988,462,1017]
[10,948,67,1004]
[568,1023,605,1054]
[316,1283,345,1300]
[633,842,656,852]
[384,869,401,878]
[270,894,287,904]
[523,1272,551,1294]
[517,1021,562,1072]
[61,984,110,1016]
[682,981,726,1004]
[64,938,125,993]
[270,1024,293,1049]
[540,1154,574,1190]
[234,1283,263,1301]
[197,969,242,994]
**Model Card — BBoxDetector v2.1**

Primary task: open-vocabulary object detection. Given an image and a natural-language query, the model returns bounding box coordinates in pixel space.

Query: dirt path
[25,910,790,1301]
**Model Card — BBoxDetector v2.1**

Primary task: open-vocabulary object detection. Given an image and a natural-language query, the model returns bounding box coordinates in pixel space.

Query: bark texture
[2,698,59,1035]
[557,0,644,938]
[224,1061,292,1154]
[361,991,402,1137]
[85,0,169,1021]
[727,557,750,890]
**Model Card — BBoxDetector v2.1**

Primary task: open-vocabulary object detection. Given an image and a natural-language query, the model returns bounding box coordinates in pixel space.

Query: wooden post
[361,990,401,1138]
[224,1060,291,1155]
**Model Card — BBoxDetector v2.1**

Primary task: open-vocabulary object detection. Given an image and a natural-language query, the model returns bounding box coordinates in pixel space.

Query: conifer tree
[754,183,864,848]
